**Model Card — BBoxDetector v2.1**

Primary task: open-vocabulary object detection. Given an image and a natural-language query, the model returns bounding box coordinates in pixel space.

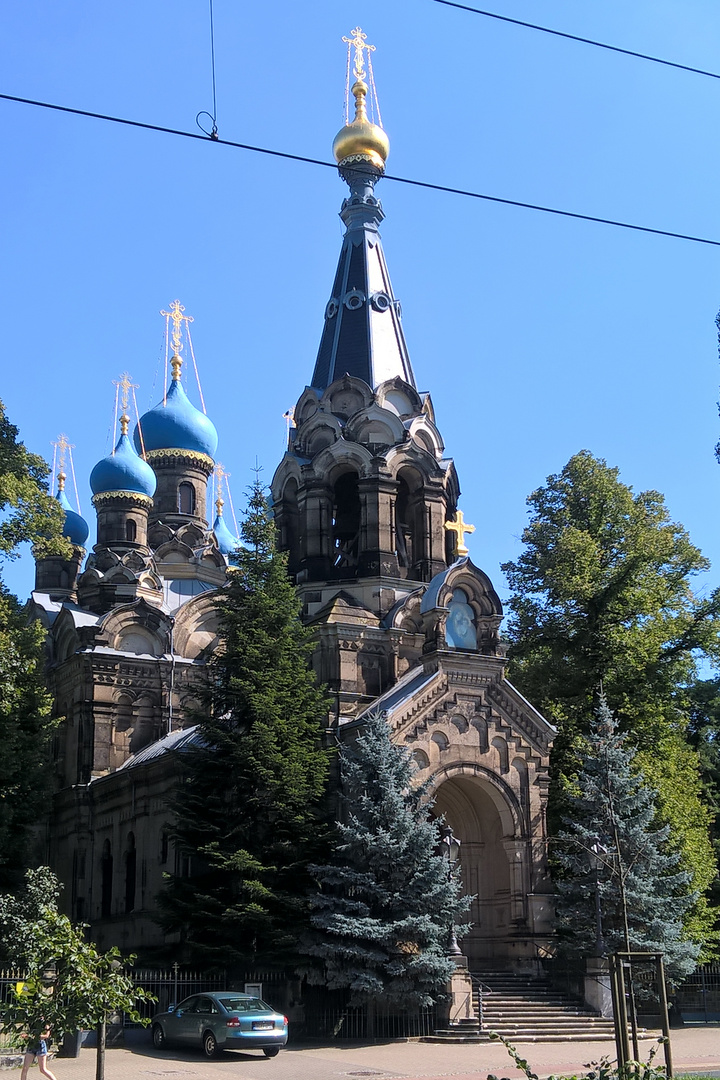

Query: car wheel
[152,1025,165,1050]
[263,1047,280,1058]
[203,1030,219,1059]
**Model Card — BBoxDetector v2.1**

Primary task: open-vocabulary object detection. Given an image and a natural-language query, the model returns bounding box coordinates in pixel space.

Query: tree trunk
[95,1017,106,1080]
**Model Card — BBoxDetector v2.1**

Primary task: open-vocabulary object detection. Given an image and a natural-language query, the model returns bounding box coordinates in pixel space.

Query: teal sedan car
[151,992,288,1059]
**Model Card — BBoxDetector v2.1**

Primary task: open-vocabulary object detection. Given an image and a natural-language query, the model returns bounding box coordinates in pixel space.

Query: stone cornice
[145,448,214,474]
[92,491,153,509]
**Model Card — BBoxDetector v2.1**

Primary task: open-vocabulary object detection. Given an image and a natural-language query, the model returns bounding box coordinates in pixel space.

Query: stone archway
[433,770,527,969]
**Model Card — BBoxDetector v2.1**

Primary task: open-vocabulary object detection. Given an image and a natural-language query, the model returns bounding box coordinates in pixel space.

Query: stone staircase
[425,971,623,1043]
[472,971,619,1043]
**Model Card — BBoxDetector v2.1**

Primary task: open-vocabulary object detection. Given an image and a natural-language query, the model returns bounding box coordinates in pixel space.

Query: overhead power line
[1,90,720,249]
[430,0,720,82]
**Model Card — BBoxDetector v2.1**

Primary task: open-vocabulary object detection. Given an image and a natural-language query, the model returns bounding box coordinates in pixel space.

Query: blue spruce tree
[555,695,699,979]
[303,711,470,1011]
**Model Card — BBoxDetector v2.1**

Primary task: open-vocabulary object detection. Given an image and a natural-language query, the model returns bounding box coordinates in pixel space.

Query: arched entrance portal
[434,771,526,969]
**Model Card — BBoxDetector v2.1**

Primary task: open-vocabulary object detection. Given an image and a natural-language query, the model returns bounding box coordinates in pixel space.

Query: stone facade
[30,122,556,972]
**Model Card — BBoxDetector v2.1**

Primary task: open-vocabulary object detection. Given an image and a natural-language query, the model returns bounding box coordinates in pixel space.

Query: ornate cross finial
[52,433,74,491]
[445,510,476,558]
[214,463,228,514]
[113,371,138,435]
[343,26,375,81]
[161,299,194,359]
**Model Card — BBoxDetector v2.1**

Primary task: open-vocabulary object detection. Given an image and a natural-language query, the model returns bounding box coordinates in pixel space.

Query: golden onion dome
[333,79,389,171]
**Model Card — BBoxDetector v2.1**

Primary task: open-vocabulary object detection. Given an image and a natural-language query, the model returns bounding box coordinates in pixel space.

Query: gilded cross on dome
[161,299,194,360]
[343,26,375,81]
[53,433,74,491]
[445,510,476,558]
[113,371,139,435]
[214,462,228,513]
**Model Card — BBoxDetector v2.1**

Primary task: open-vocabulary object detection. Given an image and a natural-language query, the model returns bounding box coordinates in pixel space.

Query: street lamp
[441,824,462,956]
[589,839,608,957]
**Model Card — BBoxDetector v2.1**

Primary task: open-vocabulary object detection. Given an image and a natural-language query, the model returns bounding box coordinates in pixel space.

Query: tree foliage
[0,868,153,1046]
[502,451,720,950]
[0,402,71,887]
[157,478,332,970]
[0,399,68,564]
[302,711,470,1010]
[554,698,699,980]
[0,591,59,888]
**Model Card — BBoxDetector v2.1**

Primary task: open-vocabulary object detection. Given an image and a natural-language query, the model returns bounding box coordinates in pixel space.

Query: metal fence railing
[673,962,720,1024]
[125,967,228,1026]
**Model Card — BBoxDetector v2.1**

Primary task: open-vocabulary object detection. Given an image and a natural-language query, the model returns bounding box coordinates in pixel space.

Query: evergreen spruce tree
[555,695,699,979]
[157,477,332,970]
[303,711,470,1011]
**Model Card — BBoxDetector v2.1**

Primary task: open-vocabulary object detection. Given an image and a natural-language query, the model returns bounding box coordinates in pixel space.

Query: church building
[30,29,555,974]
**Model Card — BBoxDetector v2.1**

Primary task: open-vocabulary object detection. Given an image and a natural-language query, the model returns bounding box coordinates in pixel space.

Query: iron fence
[125,967,227,1026]
[673,961,720,1024]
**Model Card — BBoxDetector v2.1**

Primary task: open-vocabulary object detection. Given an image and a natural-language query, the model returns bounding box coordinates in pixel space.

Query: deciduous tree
[502,450,720,951]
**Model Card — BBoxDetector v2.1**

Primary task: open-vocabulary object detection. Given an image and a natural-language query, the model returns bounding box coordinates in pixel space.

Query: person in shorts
[21,1025,57,1080]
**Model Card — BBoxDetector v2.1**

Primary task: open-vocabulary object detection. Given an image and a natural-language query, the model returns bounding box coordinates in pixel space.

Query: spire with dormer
[311,28,416,392]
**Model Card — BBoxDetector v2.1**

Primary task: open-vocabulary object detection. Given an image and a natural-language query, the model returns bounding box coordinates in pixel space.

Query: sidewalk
[4,1026,719,1080]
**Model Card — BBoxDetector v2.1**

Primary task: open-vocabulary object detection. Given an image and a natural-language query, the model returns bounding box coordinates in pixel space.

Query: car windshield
[219,997,271,1013]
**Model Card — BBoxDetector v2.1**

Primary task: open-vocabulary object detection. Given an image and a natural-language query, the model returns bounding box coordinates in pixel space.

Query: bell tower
[272,27,462,708]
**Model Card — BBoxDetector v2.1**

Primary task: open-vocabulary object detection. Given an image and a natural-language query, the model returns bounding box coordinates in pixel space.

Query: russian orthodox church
[30,31,555,972]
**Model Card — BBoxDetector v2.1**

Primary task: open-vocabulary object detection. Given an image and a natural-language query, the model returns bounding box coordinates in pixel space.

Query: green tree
[157,477,332,970]
[302,711,470,1013]
[0,401,70,887]
[502,450,720,950]
[0,868,153,1080]
[554,697,698,979]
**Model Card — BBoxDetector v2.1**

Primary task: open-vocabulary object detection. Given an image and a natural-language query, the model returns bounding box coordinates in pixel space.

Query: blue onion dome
[212,499,238,555]
[90,420,157,499]
[56,476,89,547]
[134,356,218,459]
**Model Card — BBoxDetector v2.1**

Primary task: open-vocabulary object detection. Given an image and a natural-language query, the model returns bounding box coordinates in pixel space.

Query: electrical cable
[2,89,720,248]
[429,0,720,81]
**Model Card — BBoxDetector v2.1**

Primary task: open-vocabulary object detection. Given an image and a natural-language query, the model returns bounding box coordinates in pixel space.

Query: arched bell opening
[434,772,524,968]
[332,470,361,575]
[395,467,427,581]
[277,478,301,576]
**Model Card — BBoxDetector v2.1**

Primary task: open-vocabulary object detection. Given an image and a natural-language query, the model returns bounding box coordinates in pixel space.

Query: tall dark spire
[311,28,416,392]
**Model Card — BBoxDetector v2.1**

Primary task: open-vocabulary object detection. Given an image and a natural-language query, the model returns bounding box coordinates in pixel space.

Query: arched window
[101,840,113,919]
[125,519,137,542]
[332,472,361,571]
[178,482,196,515]
[395,468,426,581]
[124,832,136,914]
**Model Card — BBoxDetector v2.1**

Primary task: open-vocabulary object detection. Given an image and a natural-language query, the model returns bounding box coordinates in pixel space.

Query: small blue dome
[135,379,218,458]
[212,511,238,555]
[90,433,157,498]
[57,488,89,547]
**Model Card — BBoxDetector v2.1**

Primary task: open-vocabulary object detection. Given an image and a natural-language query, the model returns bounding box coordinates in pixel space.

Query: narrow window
[178,482,195,515]
[101,840,113,919]
[124,832,137,914]
[126,519,137,542]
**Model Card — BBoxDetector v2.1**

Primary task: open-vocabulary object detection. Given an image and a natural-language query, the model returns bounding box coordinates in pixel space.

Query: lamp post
[441,824,462,956]
[589,839,608,957]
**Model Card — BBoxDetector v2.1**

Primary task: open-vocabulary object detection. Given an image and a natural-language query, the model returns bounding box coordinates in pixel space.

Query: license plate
[252,1021,274,1030]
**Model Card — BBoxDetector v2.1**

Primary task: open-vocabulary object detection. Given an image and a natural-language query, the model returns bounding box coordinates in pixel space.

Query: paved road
[10,1026,720,1080]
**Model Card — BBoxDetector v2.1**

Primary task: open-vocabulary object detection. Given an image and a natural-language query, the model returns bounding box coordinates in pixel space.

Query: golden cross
[54,432,73,472]
[160,299,194,357]
[343,26,375,81]
[113,371,138,413]
[52,433,74,491]
[444,510,476,558]
[214,463,228,513]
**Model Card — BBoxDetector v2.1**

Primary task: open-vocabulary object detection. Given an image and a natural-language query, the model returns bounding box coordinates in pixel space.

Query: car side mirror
[167,1005,175,1013]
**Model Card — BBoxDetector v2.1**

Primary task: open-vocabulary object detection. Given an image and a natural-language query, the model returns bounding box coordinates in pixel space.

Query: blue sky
[2,0,719,617]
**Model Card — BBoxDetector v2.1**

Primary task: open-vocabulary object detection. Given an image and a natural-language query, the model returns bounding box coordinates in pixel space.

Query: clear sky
[1,0,719,619]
